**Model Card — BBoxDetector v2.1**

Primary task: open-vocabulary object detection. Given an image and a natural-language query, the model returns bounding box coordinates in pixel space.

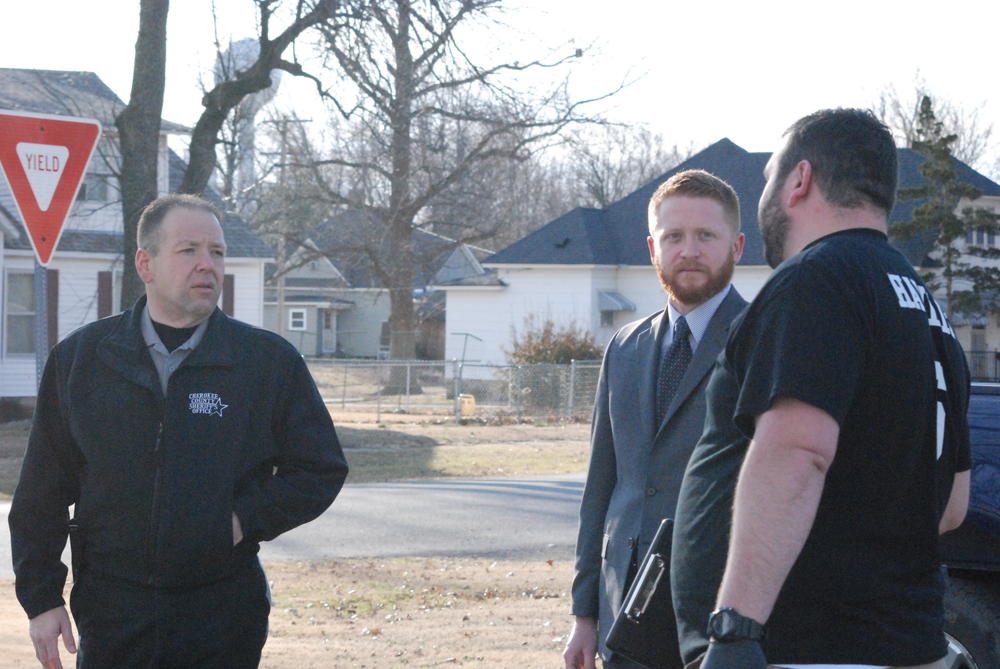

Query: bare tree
[419,147,576,249]
[291,0,617,378]
[873,73,995,173]
[178,0,349,196]
[566,125,690,208]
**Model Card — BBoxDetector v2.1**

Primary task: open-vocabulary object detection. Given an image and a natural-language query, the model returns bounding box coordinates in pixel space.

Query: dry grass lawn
[335,418,590,482]
[0,558,576,668]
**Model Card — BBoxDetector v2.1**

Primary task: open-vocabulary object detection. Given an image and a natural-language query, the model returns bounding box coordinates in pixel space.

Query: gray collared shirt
[663,284,733,356]
[140,306,210,396]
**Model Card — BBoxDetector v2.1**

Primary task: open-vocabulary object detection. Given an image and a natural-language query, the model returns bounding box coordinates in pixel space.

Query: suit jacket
[570,287,747,660]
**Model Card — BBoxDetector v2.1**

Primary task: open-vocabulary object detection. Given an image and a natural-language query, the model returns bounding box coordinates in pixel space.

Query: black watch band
[707,607,766,643]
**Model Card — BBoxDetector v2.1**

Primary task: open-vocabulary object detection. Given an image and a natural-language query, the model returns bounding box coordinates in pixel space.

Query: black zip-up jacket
[9,298,348,618]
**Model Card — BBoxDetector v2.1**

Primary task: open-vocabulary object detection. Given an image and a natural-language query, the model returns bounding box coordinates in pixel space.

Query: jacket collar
[98,296,236,393]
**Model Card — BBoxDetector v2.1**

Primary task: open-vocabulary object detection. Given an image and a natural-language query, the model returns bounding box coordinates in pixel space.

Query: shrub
[505,316,602,365]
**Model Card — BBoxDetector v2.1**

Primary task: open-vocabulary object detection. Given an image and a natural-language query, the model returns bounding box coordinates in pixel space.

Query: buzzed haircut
[137,194,222,255]
[648,169,741,233]
[777,108,897,215]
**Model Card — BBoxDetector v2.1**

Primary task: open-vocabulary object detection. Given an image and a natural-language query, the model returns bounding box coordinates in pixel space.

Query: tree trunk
[382,0,421,392]
[116,0,169,310]
[179,108,231,196]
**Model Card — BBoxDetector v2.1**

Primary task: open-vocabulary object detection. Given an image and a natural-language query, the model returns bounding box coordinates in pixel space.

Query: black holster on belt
[68,518,86,580]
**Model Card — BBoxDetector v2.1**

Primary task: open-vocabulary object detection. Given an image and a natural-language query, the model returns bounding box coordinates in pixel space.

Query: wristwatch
[707,607,766,643]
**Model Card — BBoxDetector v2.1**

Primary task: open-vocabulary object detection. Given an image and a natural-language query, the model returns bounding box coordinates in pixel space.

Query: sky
[2,0,999,168]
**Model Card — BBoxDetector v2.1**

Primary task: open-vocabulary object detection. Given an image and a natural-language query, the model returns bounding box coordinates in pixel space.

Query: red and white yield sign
[0,110,101,265]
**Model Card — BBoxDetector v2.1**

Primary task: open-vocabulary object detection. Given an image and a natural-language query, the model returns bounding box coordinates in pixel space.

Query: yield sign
[0,110,101,265]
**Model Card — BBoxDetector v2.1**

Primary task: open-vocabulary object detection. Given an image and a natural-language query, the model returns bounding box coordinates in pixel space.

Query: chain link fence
[308,349,1000,422]
[967,351,1000,382]
[307,358,602,420]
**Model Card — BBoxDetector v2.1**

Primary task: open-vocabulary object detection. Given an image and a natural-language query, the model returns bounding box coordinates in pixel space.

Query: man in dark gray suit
[563,170,747,669]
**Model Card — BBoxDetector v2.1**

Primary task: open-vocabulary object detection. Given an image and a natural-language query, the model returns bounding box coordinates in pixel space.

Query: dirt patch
[0,558,577,668]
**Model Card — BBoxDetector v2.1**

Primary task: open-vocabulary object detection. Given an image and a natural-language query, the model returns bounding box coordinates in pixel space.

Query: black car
[940,382,1000,668]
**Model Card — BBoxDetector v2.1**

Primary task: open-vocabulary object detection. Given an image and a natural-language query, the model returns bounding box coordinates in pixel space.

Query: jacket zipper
[145,418,164,585]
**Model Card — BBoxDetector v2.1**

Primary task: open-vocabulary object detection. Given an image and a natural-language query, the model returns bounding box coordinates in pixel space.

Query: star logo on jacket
[188,392,228,417]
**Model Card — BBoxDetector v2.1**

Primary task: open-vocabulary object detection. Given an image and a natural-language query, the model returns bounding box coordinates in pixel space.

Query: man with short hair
[563,169,747,668]
[10,193,349,668]
[671,109,970,669]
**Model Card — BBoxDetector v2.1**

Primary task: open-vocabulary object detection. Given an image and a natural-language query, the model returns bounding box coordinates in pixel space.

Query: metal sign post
[33,261,47,386]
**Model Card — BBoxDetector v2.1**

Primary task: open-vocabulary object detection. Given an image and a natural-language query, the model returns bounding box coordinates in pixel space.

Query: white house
[440,138,1000,377]
[0,68,273,399]
[263,210,491,359]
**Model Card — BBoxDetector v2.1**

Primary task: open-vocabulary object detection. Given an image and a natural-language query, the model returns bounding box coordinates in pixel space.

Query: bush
[505,317,602,365]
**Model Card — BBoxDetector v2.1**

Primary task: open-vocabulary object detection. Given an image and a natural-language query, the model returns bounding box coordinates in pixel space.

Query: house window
[600,310,614,327]
[288,309,307,331]
[4,271,35,354]
[969,228,997,247]
[76,174,110,202]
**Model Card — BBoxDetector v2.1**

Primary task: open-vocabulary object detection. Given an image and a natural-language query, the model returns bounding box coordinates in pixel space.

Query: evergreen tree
[892,96,1000,318]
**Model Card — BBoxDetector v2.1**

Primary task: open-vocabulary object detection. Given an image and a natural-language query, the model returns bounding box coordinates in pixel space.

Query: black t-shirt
[152,320,198,352]
[671,229,971,665]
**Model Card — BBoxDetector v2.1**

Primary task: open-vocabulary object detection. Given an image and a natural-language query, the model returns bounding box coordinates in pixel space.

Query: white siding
[445,265,597,372]
[443,263,773,373]
[731,266,772,303]
[0,356,34,397]
[227,260,266,326]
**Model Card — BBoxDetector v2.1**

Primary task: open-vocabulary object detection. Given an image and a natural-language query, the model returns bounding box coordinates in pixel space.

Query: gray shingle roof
[0,68,187,132]
[3,229,120,253]
[299,210,485,289]
[486,138,1000,268]
[435,270,505,287]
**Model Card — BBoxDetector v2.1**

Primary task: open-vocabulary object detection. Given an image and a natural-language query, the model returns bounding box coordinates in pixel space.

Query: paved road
[0,473,585,579]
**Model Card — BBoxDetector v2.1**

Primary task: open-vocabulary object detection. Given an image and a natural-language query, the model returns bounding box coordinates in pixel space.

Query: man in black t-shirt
[671,109,971,669]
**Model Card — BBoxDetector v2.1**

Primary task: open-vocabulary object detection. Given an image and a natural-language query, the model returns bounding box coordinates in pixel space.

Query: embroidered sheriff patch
[188,392,228,417]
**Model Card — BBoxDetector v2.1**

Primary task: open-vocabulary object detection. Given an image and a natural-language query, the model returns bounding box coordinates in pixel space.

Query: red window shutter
[97,271,112,319]
[223,274,234,316]
[46,269,58,351]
